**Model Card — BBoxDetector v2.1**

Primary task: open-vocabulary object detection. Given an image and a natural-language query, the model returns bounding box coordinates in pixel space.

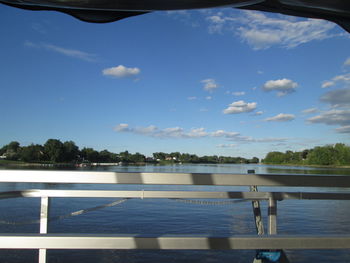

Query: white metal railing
[0,169,350,263]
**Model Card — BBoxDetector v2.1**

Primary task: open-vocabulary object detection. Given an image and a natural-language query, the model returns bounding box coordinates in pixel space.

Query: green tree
[263,151,286,164]
[2,141,21,160]
[62,141,79,162]
[81,147,99,162]
[307,146,336,165]
[44,139,64,162]
[20,144,44,162]
[333,143,350,165]
[153,152,167,161]
[119,150,131,163]
[130,152,145,163]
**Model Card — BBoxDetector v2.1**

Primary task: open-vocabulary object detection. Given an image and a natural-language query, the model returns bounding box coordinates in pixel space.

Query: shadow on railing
[0,169,350,263]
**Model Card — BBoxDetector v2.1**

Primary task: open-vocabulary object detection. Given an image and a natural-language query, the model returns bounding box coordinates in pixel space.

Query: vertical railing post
[248,170,264,235]
[248,170,264,263]
[39,196,50,263]
[268,198,277,235]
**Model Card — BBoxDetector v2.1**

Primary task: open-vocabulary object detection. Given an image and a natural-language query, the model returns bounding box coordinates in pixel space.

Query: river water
[0,164,350,263]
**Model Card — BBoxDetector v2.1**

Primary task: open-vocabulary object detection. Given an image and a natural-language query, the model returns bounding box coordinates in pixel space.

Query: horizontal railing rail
[0,234,350,250]
[1,189,350,201]
[0,170,350,187]
[0,169,349,263]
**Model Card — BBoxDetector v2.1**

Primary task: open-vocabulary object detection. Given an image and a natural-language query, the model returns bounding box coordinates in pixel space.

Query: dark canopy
[1,0,350,32]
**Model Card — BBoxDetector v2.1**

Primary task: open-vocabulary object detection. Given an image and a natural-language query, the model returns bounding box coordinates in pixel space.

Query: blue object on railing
[256,250,281,262]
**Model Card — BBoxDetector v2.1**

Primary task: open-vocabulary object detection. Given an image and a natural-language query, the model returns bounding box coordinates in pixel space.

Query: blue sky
[1,5,350,158]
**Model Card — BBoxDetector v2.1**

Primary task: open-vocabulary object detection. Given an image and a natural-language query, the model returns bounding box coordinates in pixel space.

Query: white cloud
[306,83,350,133]
[302,107,319,114]
[25,41,97,62]
[232,91,245,96]
[234,136,289,143]
[134,125,158,135]
[114,123,131,132]
[307,109,350,134]
[321,81,335,88]
[187,96,197,100]
[103,65,140,78]
[320,88,350,107]
[344,57,350,66]
[265,113,295,122]
[255,111,264,116]
[211,130,240,138]
[217,144,236,148]
[236,11,336,50]
[333,74,350,82]
[114,123,289,143]
[201,79,218,92]
[114,124,239,139]
[307,109,350,126]
[168,9,340,50]
[187,128,208,138]
[322,73,350,88]
[262,78,298,96]
[206,12,235,34]
[336,125,350,134]
[223,100,257,114]
[205,96,212,100]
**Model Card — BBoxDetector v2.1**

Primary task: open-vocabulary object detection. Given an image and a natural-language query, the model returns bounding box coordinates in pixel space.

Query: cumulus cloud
[223,100,257,114]
[320,88,350,107]
[255,111,264,116]
[103,65,140,78]
[322,73,350,88]
[302,107,319,114]
[262,78,298,96]
[307,109,350,126]
[307,81,350,133]
[307,109,350,134]
[201,79,218,92]
[24,41,97,62]
[264,113,295,122]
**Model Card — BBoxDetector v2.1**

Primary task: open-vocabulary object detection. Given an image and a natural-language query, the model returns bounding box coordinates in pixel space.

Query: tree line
[0,139,259,164]
[262,143,350,166]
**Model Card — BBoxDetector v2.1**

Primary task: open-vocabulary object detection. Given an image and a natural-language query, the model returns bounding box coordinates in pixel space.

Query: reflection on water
[0,164,349,262]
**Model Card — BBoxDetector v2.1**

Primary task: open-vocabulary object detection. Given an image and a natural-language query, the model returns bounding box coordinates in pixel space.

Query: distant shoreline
[1,159,350,169]
[262,162,350,169]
